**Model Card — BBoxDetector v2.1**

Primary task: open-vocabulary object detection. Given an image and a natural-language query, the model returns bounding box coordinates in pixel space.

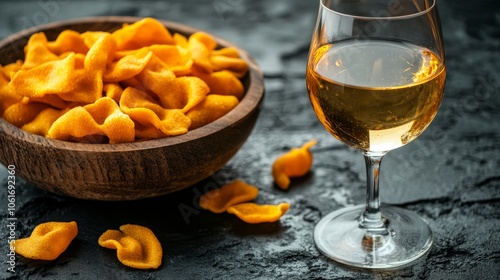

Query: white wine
[306,39,446,152]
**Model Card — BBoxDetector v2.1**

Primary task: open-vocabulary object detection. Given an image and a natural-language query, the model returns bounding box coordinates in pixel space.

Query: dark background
[1,0,499,279]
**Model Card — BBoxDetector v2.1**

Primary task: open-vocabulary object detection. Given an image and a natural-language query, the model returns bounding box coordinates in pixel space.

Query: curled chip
[136,55,209,112]
[103,47,153,82]
[10,33,114,104]
[22,32,59,69]
[120,87,191,137]
[0,72,22,115]
[0,17,248,143]
[103,83,124,103]
[188,32,217,72]
[272,140,317,190]
[1,60,23,79]
[112,17,173,51]
[47,30,89,55]
[211,48,249,78]
[48,97,135,143]
[22,107,69,136]
[2,101,49,128]
[147,44,193,76]
[186,94,239,130]
[98,224,162,270]
[227,203,290,224]
[199,179,259,214]
[192,69,245,99]
[14,221,78,260]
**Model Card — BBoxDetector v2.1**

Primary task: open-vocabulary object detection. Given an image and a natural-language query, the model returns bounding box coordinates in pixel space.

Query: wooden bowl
[0,17,264,200]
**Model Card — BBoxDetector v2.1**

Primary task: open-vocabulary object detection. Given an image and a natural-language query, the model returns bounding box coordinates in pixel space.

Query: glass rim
[320,0,436,20]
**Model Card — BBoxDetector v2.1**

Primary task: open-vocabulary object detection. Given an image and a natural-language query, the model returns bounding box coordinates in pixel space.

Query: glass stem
[360,152,387,230]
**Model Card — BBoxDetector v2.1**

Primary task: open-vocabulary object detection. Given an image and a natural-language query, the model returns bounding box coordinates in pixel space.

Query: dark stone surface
[1,0,499,279]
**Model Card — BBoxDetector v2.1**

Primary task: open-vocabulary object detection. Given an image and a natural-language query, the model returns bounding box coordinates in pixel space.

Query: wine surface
[307,39,446,152]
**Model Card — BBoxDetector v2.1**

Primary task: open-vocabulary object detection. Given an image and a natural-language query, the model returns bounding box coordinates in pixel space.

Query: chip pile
[0,17,248,143]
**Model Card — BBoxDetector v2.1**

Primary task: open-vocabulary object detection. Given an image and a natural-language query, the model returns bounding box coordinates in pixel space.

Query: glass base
[314,205,432,269]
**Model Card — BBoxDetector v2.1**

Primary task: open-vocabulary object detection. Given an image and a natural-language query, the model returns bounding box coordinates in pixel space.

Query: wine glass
[306,0,446,269]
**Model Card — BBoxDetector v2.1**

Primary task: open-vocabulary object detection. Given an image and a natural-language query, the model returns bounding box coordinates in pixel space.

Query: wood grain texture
[0,16,264,200]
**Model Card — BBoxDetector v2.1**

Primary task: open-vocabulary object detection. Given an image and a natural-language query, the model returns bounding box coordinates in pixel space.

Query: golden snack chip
[112,17,173,51]
[81,31,117,65]
[192,69,245,99]
[22,32,60,69]
[0,79,23,115]
[28,94,68,109]
[48,97,135,143]
[22,107,68,136]
[47,30,89,55]
[186,94,239,129]
[103,83,124,103]
[1,60,23,79]
[98,224,162,269]
[188,32,217,72]
[136,55,209,112]
[2,101,49,127]
[14,221,78,261]
[11,32,110,103]
[147,44,193,76]
[211,49,249,78]
[1,17,248,143]
[272,140,317,190]
[11,54,79,100]
[104,48,152,82]
[187,32,248,78]
[227,203,290,224]
[11,33,111,104]
[199,179,259,214]
[120,87,191,137]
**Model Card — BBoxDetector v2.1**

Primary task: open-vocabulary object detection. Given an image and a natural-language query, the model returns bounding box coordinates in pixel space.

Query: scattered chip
[199,179,259,214]
[98,224,162,269]
[272,140,317,190]
[14,221,78,261]
[227,203,290,224]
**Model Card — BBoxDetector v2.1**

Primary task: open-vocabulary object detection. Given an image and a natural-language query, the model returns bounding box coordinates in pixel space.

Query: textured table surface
[1,0,499,279]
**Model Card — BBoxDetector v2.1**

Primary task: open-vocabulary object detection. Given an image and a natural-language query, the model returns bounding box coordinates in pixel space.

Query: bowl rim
[0,16,264,152]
